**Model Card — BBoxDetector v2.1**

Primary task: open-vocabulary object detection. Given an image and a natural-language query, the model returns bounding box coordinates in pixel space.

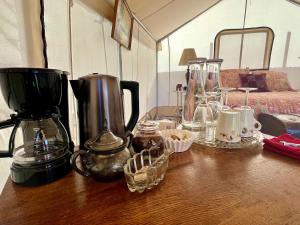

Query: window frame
[214,26,274,70]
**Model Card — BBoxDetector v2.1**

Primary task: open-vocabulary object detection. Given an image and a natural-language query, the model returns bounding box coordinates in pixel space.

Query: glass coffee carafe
[12,116,69,166]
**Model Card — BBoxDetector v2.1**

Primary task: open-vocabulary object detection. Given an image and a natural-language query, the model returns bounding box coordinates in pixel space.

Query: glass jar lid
[137,121,159,133]
[84,129,126,155]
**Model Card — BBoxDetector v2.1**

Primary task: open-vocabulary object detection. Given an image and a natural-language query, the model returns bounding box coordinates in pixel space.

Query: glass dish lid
[137,121,159,134]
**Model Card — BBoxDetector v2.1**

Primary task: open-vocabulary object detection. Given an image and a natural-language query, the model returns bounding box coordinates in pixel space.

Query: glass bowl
[123,147,171,193]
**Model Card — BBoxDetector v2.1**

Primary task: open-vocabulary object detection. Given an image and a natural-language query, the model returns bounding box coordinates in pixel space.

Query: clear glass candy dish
[124,147,171,193]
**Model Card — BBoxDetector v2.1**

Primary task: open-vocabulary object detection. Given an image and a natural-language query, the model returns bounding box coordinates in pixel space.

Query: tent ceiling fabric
[287,0,300,5]
[105,0,221,41]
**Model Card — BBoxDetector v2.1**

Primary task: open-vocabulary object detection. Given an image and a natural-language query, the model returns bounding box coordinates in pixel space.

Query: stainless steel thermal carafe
[70,74,139,149]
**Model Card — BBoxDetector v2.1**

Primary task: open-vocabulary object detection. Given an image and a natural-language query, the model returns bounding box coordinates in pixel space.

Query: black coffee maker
[0,68,73,186]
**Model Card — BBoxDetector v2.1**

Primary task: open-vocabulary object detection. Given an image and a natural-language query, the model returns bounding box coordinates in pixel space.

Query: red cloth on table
[263,133,300,160]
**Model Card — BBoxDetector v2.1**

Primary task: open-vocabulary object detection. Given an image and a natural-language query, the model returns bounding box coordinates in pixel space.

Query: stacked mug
[215,106,262,143]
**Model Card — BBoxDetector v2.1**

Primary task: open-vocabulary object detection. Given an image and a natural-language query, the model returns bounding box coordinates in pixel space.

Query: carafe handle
[0,118,16,158]
[70,150,90,177]
[120,81,139,133]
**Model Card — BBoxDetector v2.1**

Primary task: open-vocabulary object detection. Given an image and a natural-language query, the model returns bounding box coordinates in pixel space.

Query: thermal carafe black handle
[120,81,139,132]
[0,118,15,157]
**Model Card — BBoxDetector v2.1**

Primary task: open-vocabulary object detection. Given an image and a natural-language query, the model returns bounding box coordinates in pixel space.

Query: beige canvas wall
[45,0,156,143]
[0,0,157,192]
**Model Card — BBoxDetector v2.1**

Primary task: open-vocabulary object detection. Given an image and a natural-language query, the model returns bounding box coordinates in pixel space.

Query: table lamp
[178,48,197,86]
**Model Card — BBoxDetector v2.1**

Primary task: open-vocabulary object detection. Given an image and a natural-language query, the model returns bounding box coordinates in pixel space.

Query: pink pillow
[220,69,293,91]
[220,69,247,88]
[253,70,293,91]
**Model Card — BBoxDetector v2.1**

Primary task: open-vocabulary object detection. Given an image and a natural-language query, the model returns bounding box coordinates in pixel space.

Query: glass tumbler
[207,100,222,145]
[182,59,206,131]
[192,96,214,143]
[205,59,223,97]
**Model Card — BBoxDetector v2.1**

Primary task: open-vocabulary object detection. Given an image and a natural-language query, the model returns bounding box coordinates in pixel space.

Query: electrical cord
[40,0,48,68]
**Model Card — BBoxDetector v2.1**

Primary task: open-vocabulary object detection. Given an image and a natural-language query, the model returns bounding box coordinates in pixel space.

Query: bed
[220,69,300,115]
[227,91,300,115]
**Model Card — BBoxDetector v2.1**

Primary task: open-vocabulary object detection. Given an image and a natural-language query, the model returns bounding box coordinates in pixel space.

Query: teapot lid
[84,129,127,155]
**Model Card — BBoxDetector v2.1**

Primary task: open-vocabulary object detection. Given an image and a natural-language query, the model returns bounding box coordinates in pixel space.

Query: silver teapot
[70,128,131,181]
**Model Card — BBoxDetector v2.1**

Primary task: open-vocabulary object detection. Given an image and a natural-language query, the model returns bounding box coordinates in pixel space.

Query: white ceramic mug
[216,110,241,143]
[234,106,262,138]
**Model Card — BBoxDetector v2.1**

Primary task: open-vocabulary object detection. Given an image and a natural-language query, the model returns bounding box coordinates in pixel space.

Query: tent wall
[0,0,156,191]
[0,0,21,192]
[80,0,114,21]
[158,0,300,106]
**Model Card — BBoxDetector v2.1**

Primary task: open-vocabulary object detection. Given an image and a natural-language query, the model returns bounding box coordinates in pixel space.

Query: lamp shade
[178,48,197,66]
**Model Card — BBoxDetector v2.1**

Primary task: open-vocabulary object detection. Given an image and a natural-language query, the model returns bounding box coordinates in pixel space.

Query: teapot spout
[70,80,84,99]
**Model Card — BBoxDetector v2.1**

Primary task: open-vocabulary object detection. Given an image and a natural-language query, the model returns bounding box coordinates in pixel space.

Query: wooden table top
[1,144,300,225]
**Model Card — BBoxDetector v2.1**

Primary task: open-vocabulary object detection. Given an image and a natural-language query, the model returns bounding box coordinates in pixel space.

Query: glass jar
[132,121,165,153]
